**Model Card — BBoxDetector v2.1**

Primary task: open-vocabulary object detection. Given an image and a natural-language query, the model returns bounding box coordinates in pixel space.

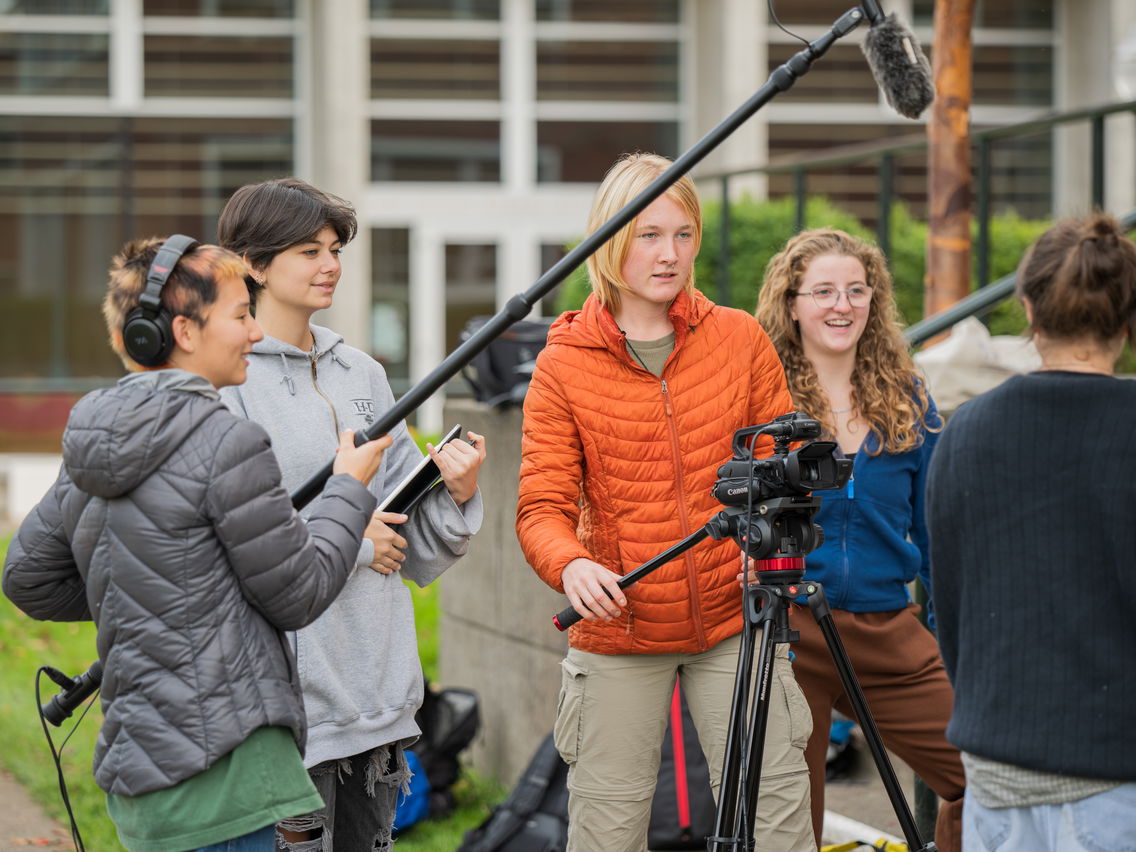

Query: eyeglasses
[790,285,873,309]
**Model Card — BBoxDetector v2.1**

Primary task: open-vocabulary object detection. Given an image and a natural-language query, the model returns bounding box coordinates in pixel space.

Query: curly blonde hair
[754,229,936,455]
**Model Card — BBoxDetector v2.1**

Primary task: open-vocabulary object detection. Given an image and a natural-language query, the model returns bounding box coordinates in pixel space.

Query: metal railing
[698,99,1136,314]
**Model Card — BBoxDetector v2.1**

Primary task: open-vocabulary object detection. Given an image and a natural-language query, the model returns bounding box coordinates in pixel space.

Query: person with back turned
[2,237,390,852]
[927,213,1136,851]
[516,152,815,852]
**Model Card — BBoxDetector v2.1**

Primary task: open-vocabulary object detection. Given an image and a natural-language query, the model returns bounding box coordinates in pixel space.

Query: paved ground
[822,730,921,847]
[0,743,925,852]
[0,769,72,850]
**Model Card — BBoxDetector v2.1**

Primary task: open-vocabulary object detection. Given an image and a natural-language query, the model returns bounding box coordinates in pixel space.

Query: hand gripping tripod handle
[552,529,711,631]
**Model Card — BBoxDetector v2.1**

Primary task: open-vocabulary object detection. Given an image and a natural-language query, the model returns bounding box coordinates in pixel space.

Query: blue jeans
[962,784,1136,852]
[191,824,277,852]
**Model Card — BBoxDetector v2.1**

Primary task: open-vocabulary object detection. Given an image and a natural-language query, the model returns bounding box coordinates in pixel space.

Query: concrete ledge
[0,454,61,526]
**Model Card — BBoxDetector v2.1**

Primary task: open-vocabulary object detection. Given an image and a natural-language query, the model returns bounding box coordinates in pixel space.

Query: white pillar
[1107,1,1136,216]
[305,0,372,351]
[109,0,142,109]
[1054,0,1113,216]
[499,0,539,308]
[689,0,767,199]
[410,228,446,433]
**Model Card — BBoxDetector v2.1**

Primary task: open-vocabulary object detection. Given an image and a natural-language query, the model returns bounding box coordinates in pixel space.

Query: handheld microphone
[859,2,934,119]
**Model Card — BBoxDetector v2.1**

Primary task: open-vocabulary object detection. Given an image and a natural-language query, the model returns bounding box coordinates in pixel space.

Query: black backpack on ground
[650,683,717,849]
[459,316,554,409]
[458,683,714,851]
[411,681,481,819]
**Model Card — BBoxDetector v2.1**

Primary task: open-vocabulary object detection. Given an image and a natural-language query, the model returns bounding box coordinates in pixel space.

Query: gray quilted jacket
[2,369,377,796]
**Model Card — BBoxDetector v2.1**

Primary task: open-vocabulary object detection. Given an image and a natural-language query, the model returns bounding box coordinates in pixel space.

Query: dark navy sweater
[927,371,1136,780]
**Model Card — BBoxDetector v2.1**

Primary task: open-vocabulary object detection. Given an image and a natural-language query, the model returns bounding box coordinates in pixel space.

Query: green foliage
[0,536,127,850]
[546,195,1053,340]
[980,210,1052,336]
[698,195,873,313]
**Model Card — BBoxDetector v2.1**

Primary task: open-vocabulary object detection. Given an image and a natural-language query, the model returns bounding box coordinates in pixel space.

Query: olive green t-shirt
[107,726,322,852]
[625,332,675,378]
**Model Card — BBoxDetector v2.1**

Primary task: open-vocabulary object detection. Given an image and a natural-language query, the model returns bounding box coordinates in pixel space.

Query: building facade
[1,0,1133,431]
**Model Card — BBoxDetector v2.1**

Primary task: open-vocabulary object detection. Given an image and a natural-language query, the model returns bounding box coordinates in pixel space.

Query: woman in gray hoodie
[217,178,486,852]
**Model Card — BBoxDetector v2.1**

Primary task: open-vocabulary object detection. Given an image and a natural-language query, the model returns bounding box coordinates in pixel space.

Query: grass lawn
[0,534,503,851]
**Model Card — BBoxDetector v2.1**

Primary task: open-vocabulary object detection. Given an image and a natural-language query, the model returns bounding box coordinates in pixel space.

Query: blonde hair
[754,228,936,455]
[585,153,702,312]
[102,237,248,370]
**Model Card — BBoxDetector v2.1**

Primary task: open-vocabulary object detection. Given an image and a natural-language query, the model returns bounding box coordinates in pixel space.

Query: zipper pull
[661,379,673,417]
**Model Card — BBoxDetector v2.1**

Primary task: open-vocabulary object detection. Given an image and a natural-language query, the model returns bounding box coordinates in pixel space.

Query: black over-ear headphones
[122,234,200,367]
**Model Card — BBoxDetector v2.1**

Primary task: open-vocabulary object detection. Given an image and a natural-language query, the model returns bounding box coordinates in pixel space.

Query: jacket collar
[547,289,714,361]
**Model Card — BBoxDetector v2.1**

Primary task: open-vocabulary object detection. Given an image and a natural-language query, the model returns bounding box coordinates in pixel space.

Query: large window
[372,120,500,182]
[5,0,108,12]
[537,120,678,183]
[371,39,500,100]
[535,0,679,23]
[371,0,500,20]
[0,116,292,379]
[144,36,293,98]
[536,40,679,102]
[372,228,411,387]
[0,33,109,96]
[143,0,294,16]
[445,243,497,359]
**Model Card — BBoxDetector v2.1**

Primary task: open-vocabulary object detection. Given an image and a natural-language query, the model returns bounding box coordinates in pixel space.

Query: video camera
[702,413,852,566]
[712,412,851,506]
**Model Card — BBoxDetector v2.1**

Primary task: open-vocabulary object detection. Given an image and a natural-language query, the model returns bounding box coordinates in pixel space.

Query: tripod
[710,553,937,851]
[554,496,936,852]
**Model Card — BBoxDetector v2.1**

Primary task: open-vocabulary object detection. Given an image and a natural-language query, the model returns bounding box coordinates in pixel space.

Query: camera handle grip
[552,527,711,632]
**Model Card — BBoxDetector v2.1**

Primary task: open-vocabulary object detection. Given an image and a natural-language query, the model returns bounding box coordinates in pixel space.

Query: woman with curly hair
[754,228,964,852]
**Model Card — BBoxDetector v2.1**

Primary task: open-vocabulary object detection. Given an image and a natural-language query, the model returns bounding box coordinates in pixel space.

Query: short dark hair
[216,177,358,301]
[1016,213,1136,344]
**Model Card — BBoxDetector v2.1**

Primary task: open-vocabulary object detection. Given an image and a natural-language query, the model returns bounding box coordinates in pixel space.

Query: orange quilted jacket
[516,290,793,655]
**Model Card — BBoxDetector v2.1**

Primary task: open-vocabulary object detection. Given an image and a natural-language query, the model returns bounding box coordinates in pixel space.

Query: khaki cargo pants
[555,633,814,852]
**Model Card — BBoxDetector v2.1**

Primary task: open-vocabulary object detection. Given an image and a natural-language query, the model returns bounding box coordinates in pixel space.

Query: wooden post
[926,0,977,324]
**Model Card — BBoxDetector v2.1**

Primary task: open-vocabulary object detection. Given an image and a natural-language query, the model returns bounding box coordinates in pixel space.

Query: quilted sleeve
[205,417,377,631]
[516,348,594,593]
[2,466,91,622]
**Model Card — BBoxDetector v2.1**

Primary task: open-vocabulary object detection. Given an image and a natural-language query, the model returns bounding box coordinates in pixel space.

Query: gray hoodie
[220,324,483,768]
[3,370,377,795]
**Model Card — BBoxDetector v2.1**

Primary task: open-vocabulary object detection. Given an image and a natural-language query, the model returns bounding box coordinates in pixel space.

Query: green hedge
[552,195,1051,338]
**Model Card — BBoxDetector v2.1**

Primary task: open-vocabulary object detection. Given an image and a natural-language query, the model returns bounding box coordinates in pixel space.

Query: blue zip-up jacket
[806,398,941,614]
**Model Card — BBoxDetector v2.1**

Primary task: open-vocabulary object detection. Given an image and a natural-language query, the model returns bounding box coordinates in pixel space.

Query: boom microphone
[859,1,934,119]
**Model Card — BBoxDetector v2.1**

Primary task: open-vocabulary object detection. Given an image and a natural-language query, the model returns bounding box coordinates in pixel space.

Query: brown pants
[789,602,965,852]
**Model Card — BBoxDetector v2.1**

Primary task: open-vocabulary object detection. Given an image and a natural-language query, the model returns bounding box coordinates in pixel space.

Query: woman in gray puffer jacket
[2,237,390,852]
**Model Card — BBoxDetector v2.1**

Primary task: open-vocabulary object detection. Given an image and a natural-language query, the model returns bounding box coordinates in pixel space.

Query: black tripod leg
[806,585,937,852]
[708,586,779,852]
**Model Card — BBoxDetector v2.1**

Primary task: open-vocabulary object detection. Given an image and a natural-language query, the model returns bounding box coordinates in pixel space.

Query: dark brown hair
[1017,213,1136,344]
[216,177,357,301]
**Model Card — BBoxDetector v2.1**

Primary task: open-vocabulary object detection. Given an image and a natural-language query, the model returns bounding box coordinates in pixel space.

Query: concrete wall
[439,397,567,788]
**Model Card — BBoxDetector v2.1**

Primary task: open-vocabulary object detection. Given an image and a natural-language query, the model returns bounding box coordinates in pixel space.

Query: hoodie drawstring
[278,352,296,396]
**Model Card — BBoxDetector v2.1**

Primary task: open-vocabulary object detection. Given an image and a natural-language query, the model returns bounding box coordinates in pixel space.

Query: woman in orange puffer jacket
[516,153,815,852]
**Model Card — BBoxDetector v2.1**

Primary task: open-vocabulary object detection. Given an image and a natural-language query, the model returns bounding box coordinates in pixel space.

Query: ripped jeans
[277,740,413,852]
